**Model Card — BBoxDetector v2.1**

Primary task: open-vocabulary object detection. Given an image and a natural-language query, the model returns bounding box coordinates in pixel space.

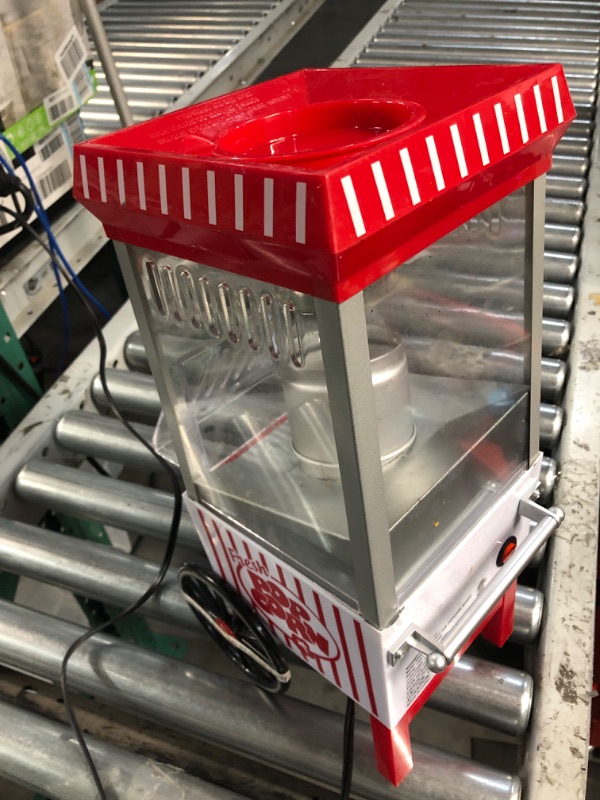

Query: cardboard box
[0,114,85,251]
[0,0,94,153]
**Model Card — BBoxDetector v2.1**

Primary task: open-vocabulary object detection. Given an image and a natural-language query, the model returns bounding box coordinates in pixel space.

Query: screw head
[427,652,448,673]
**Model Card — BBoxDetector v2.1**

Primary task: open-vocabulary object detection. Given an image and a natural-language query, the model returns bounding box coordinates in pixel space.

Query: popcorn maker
[73,65,572,786]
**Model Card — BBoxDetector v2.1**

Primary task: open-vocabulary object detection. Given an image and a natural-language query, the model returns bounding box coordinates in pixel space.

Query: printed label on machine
[187,497,394,723]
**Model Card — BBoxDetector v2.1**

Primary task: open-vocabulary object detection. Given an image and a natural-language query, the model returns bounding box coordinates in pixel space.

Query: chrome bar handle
[405,500,564,674]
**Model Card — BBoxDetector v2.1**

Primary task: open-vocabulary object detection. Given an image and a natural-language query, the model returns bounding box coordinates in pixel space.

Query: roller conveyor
[334,3,599,458]
[81,0,325,138]
[330,4,600,798]
[0,303,548,800]
[0,2,598,798]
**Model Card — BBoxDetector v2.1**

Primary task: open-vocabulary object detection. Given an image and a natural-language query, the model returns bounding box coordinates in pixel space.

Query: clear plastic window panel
[133,249,357,605]
[129,184,531,612]
[362,185,531,599]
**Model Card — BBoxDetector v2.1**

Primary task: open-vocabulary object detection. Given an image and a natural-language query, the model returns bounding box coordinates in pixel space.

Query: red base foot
[370,714,413,786]
[480,580,517,647]
[371,580,519,786]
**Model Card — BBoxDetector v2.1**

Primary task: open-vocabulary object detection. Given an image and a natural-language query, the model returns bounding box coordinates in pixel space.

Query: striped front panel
[189,500,385,722]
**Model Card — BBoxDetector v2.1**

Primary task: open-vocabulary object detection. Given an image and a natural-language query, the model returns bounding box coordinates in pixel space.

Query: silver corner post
[113,241,199,500]
[315,293,398,630]
[79,0,134,128]
[525,175,546,466]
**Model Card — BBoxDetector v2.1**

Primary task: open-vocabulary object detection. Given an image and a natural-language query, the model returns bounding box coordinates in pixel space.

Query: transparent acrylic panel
[362,185,531,599]
[129,248,359,606]
[127,184,531,610]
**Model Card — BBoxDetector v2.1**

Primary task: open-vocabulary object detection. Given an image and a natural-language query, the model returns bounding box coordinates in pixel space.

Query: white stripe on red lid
[514,93,529,143]
[371,160,394,220]
[97,157,107,203]
[234,174,244,231]
[136,162,146,210]
[425,135,445,191]
[551,75,564,124]
[399,147,421,205]
[533,84,547,133]
[158,164,168,215]
[494,103,510,154]
[79,154,89,199]
[207,170,216,225]
[472,113,490,166]
[450,124,468,178]
[181,167,191,220]
[341,175,366,237]
[295,182,307,244]
[116,159,126,206]
[263,178,274,237]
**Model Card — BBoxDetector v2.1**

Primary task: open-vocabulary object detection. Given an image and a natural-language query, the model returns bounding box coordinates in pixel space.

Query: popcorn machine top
[73,65,572,786]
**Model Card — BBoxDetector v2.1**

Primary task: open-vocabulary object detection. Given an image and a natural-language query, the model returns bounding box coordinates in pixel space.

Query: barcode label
[64,114,86,145]
[405,652,429,707]
[39,161,72,199]
[35,130,65,161]
[44,87,77,124]
[57,27,86,80]
[71,65,93,104]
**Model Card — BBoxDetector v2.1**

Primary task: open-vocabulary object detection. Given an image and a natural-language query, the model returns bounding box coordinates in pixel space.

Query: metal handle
[405,499,564,674]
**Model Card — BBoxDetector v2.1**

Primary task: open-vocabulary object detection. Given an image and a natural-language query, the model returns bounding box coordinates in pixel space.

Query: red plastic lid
[73,66,574,302]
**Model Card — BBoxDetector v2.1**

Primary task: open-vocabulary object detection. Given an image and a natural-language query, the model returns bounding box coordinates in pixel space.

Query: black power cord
[0,165,34,234]
[339,697,355,800]
[0,203,182,800]
[179,564,291,694]
[2,201,357,800]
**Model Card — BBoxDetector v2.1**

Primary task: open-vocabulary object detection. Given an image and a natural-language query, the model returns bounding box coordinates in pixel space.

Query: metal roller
[101,31,250,44]
[120,337,566,406]
[103,18,265,29]
[544,197,584,228]
[0,516,540,651]
[109,58,215,72]
[542,283,576,319]
[539,456,559,505]
[0,519,202,632]
[540,359,567,404]
[512,585,544,644]
[0,700,244,800]
[94,70,202,90]
[124,330,151,372]
[55,412,162,472]
[541,319,571,358]
[89,95,173,114]
[0,518,534,734]
[539,403,565,451]
[107,44,235,56]
[545,224,580,254]
[543,253,578,284]
[94,82,188,99]
[14,460,198,546]
[0,601,521,800]
[91,368,160,417]
[382,19,598,39]
[548,155,588,179]
[427,656,533,735]
[400,341,566,403]
[370,38,599,67]
[546,175,587,201]
[358,50,599,69]
[555,138,591,158]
